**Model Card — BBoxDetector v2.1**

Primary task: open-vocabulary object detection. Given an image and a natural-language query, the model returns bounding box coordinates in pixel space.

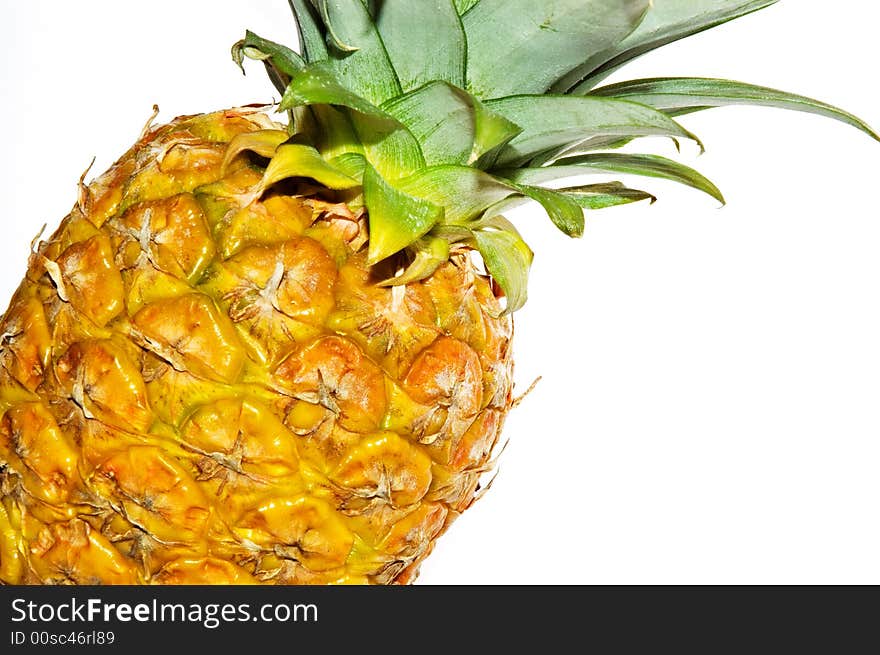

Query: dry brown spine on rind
[0,107,513,585]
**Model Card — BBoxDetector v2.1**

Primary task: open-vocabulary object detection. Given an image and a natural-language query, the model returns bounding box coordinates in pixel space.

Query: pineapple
[0,0,876,585]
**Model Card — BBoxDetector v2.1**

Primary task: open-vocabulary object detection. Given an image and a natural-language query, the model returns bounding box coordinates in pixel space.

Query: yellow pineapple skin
[0,108,513,585]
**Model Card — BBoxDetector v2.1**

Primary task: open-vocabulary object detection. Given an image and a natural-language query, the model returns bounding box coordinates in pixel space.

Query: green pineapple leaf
[398,166,586,237]
[382,82,476,166]
[232,31,305,95]
[469,214,534,314]
[221,130,290,172]
[250,0,880,310]
[363,164,444,264]
[485,95,702,167]
[453,0,480,15]
[257,143,360,193]
[382,82,521,167]
[561,182,656,209]
[501,153,725,205]
[463,0,650,99]
[313,0,359,51]
[590,78,880,142]
[308,105,364,161]
[470,98,524,168]
[353,113,426,179]
[514,185,585,237]
[288,0,328,63]
[526,135,635,167]
[310,0,401,104]
[564,0,780,93]
[280,63,392,118]
[280,64,425,178]
[397,165,516,225]
[378,236,451,287]
[328,152,367,179]
[375,0,466,90]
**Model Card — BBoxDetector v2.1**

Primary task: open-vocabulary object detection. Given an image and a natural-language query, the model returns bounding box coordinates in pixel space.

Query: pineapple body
[0,108,512,585]
[3,1,875,586]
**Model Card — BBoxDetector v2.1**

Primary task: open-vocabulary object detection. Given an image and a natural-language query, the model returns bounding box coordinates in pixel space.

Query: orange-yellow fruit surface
[0,108,513,585]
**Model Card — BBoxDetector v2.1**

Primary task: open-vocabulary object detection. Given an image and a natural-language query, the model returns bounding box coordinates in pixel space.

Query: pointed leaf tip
[515,184,585,237]
[363,165,444,264]
[591,77,880,144]
[510,152,726,205]
[258,143,360,195]
[470,214,534,314]
[378,237,451,287]
[561,183,657,209]
[222,130,290,173]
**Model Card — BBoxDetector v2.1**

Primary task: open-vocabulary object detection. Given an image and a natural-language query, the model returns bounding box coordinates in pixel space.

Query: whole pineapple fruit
[0,0,876,585]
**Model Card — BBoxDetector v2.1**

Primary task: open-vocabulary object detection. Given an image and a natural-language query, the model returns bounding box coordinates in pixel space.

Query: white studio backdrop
[2,1,879,584]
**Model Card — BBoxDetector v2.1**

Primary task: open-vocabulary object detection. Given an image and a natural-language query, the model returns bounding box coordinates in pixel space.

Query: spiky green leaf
[396,165,516,225]
[280,63,391,118]
[566,0,780,93]
[354,113,426,179]
[308,105,364,160]
[328,152,367,179]
[378,237,451,286]
[561,182,656,209]
[485,95,701,167]
[314,0,358,51]
[454,0,480,14]
[382,83,473,166]
[313,0,401,105]
[471,100,525,169]
[463,0,650,99]
[280,64,424,177]
[526,135,635,167]
[382,82,521,167]
[590,78,880,141]
[514,185,585,237]
[363,164,444,264]
[289,0,328,63]
[396,165,585,237]
[256,143,360,196]
[502,153,725,204]
[375,0,466,90]
[232,31,305,95]
[221,130,290,172]
[470,215,533,314]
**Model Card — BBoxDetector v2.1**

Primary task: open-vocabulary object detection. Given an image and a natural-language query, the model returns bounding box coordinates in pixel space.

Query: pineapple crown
[232,0,878,312]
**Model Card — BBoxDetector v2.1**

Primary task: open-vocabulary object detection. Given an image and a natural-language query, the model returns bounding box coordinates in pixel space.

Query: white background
[2,2,879,584]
